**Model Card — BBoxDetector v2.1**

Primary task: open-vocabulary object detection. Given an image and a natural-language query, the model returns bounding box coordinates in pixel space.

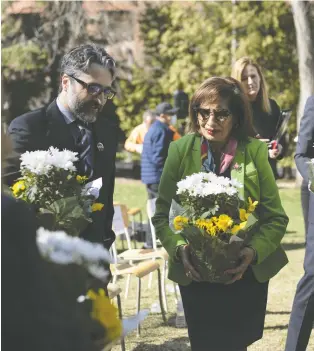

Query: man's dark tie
[77,125,94,179]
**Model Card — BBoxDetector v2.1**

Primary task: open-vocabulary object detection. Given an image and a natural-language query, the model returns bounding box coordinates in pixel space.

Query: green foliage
[116,1,299,142]
[2,42,48,77]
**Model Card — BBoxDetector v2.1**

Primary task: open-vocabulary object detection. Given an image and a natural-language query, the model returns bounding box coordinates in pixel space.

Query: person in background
[124,110,181,155]
[173,82,189,119]
[232,56,286,179]
[152,77,288,351]
[285,96,314,351]
[124,110,156,154]
[141,102,179,248]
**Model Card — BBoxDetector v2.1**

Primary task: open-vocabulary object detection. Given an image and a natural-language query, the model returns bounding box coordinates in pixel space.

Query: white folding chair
[112,203,169,312]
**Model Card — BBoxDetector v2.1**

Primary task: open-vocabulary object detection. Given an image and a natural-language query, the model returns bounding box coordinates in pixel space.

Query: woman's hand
[177,245,202,282]
[268,142,283,159]
[224,247,255,285]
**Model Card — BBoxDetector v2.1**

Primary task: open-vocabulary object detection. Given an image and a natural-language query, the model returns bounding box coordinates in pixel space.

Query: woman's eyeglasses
[194,107,232,124]
[68,75,116,99]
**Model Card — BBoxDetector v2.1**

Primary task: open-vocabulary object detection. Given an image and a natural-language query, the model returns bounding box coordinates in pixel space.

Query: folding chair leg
[161,260,168,313]
[116,294,126,351]
[148,271,153,289]
[124,274,131,299]
[136,278,141,337]
[157,268,167,323]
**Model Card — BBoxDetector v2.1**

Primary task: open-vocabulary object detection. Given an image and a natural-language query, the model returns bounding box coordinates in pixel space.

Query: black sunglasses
[193,107,232,124]
[68,75,116,99]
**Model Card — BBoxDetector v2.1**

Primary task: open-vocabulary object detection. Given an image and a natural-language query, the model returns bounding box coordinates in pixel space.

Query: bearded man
[4,44,118,249]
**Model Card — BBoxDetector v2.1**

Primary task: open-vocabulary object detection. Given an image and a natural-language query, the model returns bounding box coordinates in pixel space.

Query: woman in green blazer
[152,77,288,351]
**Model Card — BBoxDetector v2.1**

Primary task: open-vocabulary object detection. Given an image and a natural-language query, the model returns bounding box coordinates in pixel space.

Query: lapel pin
[97,142,104,152]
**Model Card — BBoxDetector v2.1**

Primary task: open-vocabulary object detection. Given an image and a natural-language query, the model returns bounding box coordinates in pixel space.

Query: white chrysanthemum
[49,147,78,171]
[87,264,109,281]
[20,147,78,175]
[176,172,241,197]
[36,228,112,276]
[20,150,53,175]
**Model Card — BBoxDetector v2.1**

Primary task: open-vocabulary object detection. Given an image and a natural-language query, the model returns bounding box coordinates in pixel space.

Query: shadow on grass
[286,230,297,234]
[282,242,305,251]
[266,310,291,315]
[132,337,190,350]
[264,324,289,330]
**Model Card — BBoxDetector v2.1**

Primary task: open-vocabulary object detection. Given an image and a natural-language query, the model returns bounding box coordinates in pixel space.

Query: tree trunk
[291,0,314,185]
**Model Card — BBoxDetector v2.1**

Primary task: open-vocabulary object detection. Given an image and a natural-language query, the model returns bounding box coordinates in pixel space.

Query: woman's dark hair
[188,76,255,141]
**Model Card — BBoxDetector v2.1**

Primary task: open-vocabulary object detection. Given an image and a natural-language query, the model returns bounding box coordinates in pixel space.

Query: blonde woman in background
[232,57,286,179]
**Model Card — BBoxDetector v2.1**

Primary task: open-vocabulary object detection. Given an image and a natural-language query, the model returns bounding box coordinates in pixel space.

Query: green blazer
[152,134,289,286]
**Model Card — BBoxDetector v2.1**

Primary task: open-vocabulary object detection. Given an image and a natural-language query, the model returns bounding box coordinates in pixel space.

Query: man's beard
[71,99,103,124]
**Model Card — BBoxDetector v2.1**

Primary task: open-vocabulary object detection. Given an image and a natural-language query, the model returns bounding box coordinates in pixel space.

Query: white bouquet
[36,227,112,281]
[12,147,102,236]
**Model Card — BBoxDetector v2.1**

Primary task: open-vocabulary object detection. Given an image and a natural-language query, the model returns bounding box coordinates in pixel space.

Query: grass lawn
[112,180,313,351]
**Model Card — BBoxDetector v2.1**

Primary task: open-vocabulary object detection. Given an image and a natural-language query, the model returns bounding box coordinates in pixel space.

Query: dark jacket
[251,98,287,179]
[1,194,98,351]
[295,95,314,182]
[141,119,174,184]
[4,99,118,248]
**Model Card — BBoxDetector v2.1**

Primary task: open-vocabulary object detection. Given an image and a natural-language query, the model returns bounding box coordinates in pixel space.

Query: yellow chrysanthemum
[12,180,26,196]
[92,203,104,212]
[231,221,247,235]
[76,175,88,184]
[239,209,249,222]
[194,219,217,236]
[205,221,217,236]
[87,289,122,342]
[248,197,258,213]
[216,214,233,232]
[173,216,189,231]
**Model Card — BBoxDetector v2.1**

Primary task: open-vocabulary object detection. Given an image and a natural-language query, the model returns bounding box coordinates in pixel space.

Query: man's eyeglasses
[193,107,232,124]
[68,75,116,99]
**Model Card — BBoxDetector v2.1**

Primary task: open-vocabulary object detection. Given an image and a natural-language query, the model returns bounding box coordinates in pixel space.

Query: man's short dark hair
[60,44,116,85]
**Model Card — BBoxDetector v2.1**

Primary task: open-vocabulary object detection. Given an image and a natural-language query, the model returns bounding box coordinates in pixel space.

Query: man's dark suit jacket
[4,99,118,248]
[295,96,314,182]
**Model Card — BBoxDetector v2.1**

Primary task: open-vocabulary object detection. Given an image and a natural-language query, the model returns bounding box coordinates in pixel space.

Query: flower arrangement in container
[172,172,258,283]
[12,147,103,236]
[37,227,148,350]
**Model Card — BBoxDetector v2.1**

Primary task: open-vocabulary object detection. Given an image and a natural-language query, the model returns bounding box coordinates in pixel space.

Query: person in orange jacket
[124,110,181,154]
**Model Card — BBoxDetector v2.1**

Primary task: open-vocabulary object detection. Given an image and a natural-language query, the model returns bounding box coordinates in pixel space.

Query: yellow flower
[12,180,26,196]
[174,216,189,231]
[194,219,217,236]
[216,214,233,232]
[87,289,122,342]
[76,175,88,184]
[239,208,249,222]
[247,197,258,213]
[92,203,104,212]
[231,221,247,235]
[205,221,217,236]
